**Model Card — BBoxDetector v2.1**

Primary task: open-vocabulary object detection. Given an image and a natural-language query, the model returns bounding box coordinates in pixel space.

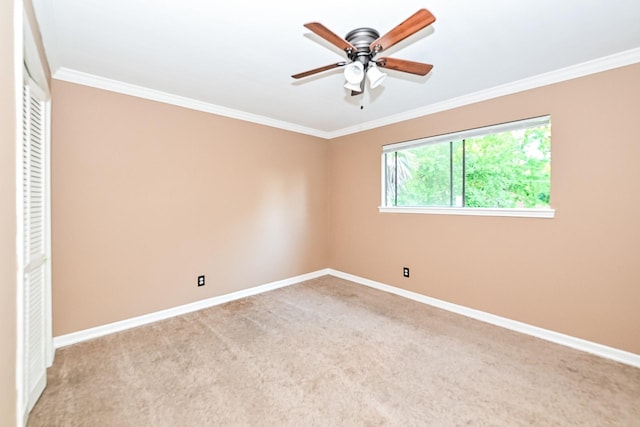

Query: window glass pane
[465,125,550,208]
[397,143,451,206]
[452,140,464,207]
[382,118,551,210]
[384,152,397,206]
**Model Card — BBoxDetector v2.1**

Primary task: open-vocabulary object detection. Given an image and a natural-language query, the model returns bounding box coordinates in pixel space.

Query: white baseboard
[54,267,640,369]
[328,269,640,369]
[53,269,330,349]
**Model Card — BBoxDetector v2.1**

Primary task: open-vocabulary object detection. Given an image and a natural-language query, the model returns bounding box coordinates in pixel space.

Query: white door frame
[21,76,52,415]
[17,3,53,424]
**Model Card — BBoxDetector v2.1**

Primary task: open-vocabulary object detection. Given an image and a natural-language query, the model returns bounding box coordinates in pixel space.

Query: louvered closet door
[22,80,49,413]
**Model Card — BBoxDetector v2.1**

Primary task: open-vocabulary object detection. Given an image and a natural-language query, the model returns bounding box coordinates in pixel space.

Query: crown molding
[53,68,332,139]
[54,47,640,140]
[326,47,640,139]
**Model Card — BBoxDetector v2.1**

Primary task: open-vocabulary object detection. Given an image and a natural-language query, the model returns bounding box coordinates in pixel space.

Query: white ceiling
[32,0,640,138]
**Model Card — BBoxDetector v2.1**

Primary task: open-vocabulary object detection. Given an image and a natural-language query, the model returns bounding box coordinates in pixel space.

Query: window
[381,116,553,218]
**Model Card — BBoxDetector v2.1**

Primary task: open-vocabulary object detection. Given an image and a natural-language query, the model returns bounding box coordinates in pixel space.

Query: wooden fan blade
[377,58,433,76]
[304,22,356,54]
[291,62,346,79]
[370,9,436,54]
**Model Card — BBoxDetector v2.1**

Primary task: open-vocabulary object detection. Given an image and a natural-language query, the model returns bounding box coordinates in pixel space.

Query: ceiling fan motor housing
[344,27,380,67]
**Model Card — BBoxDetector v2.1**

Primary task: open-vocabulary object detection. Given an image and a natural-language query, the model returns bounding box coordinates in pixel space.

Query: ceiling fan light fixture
[344,81,363,92]
[343,61,365,84]
[292,9,436,97]
[367,64,387,89]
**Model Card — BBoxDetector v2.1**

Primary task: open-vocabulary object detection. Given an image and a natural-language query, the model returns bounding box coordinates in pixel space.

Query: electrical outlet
[197,275,205,287]
[403,267,410,278]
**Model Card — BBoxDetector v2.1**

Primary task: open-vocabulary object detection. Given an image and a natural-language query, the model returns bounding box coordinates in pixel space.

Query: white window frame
[379,116,555,219]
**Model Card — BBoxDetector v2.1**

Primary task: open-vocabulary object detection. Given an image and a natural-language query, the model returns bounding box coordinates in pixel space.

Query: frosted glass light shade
[343,61,365,84]
[367,64,387,89]
[344,81,363,92]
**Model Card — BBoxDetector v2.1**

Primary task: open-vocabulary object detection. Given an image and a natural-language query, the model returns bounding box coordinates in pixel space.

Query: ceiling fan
[292,9,436,95]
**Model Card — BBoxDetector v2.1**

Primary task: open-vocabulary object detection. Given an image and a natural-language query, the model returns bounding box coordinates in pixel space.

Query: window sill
[378,206,555,218]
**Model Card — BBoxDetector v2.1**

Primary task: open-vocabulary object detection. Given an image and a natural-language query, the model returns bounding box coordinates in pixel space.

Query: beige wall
[329,63,640,354]
[51,81,328,335]
[0,0,18,424]
[52,64,640,355]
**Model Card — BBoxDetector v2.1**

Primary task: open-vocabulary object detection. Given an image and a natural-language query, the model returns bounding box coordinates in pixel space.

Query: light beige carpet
[28,276,640,426]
